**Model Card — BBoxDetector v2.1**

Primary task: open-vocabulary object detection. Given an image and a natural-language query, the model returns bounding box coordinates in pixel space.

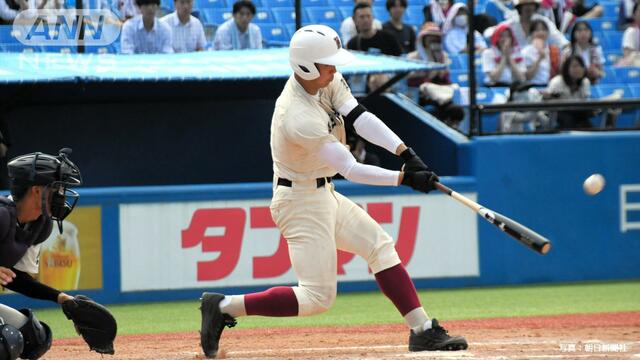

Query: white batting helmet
[289,25,355,80]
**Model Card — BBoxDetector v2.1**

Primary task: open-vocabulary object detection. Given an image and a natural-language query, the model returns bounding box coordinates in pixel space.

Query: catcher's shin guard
[409,319,468,351]
[17,309,52,360]
[0,322,24,360]
[200,293,236,358]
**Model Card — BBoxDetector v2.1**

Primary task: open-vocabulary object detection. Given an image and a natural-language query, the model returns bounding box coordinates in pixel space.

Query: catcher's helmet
[289,24,355,80]
[0,321,24,360]
[7,148,82,232]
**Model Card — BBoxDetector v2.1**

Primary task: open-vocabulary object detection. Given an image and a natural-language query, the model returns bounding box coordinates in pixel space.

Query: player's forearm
[4,268,61,303]
[318,141,400,186]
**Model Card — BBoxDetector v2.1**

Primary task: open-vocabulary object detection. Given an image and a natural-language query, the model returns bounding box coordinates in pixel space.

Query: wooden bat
[434,182,551,255]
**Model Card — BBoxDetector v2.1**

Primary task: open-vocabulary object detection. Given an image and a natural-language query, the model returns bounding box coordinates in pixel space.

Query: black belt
[277,177,331,188]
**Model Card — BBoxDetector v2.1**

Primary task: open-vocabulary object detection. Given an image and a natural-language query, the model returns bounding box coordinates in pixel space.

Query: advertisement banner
[37,206,103,291]
[120,194,479,292]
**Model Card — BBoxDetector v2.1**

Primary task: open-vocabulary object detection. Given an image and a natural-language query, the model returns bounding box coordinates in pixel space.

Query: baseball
[583,174,605,195]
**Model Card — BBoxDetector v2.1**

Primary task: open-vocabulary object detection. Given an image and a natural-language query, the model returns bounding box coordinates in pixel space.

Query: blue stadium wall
[2,92,639,309]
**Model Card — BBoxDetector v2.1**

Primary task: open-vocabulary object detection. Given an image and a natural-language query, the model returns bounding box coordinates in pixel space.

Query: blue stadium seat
[195,0,226,9]
[161,0,174,12]
[601,66,618,83]
[601,2,619,18]
[475,87,494,104]
[592,83,637,127]
[42,46,77,53]
[306,6,343,23]
[327,0,352,6]
[372,6,390,22]
[302,0,328,6]
[601,31,622,51]
[338,5,353,19]
[253,9,275,24]
[449,69,469,86]
[262,0,292,6]
[629,83,640,97]
[0,44,43,53]
[404,5,423,26]
[272,7,309,24]
[615,67,640,83]
[604,50,622,64]
[0,25,20,44]
[200,8,232,24]
[583,17,617,32]
[261,23,290,45]
[84,44,117,54]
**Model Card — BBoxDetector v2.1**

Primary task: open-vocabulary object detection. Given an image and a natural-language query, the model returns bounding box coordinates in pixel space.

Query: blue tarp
[0,48,442,84]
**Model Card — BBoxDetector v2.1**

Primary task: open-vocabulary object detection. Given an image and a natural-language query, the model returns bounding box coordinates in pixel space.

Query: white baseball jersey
[268,73,401,316]
[270,72,355,182]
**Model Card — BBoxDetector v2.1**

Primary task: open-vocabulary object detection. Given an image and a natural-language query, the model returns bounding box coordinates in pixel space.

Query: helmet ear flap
[290,59,319,80]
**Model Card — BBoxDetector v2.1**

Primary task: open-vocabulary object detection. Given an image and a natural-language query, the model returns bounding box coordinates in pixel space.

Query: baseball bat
[434,182,551,255]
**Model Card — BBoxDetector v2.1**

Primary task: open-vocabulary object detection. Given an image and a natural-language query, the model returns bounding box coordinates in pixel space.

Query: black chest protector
[0,197,53,268]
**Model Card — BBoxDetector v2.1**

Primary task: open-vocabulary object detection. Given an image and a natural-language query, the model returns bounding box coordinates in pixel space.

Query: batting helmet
[8,148,82,233]
[289,25,355,80]
[0,322,24,360]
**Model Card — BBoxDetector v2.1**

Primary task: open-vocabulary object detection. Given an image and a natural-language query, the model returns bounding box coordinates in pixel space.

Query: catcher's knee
[17,309,52,360]
[295,284,336,316]
[0,322,24,360]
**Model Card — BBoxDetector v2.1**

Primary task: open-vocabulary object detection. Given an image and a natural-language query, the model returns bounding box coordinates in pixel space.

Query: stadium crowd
[1,0,639,132]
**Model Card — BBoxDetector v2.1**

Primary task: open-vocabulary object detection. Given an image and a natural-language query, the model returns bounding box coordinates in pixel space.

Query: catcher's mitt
[61,295,117,355]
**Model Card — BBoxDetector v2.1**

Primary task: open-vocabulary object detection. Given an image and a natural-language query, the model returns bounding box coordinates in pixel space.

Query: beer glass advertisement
[37,206,103,290]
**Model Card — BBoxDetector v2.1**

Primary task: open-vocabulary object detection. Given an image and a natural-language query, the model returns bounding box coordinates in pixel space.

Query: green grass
[38,281,640,339]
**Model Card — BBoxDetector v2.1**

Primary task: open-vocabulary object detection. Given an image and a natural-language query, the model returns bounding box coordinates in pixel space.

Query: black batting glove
[401,170,439,194]
[400,147,429,172]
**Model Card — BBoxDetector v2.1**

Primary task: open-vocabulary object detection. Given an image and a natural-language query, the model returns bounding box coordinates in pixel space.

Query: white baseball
[583,174,606,195]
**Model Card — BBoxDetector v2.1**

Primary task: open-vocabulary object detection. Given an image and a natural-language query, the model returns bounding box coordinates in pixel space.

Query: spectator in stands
[382,0,415,54]
[347,3,402,91]
[563,21,605,83]
[522,19,561,86]
[442,3,487,54]
[408,23,464,128]
[484,0,517,24]
[161,0,206,52]
[619,0,636,28]
[0,0,46,24]
[543,54,593,129]
[538,0,566,30]
[488,0,568,49]
[619,2,640,65]
[113,0,140,20]
[559,0,603,33]
[214,0,262,50]
[499,82,550,132]
[120,0,174,54]
[423,0,453,28]
[482,23,526,86]
[341,0,382,44]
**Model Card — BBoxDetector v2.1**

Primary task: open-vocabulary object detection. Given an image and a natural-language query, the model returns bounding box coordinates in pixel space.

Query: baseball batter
[200,24,468,358]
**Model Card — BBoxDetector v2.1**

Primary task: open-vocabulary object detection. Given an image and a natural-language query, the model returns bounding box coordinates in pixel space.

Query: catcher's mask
[8,148,83,233]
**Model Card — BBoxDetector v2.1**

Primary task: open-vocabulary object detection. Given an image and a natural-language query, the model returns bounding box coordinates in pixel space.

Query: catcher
[0,148,117,360]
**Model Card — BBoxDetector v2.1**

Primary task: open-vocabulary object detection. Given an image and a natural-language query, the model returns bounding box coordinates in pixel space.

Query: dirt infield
[47,311,640,359]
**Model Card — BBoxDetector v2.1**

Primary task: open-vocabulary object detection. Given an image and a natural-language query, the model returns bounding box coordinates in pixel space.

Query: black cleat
[408,319,468,351]
[200,292,237,358]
